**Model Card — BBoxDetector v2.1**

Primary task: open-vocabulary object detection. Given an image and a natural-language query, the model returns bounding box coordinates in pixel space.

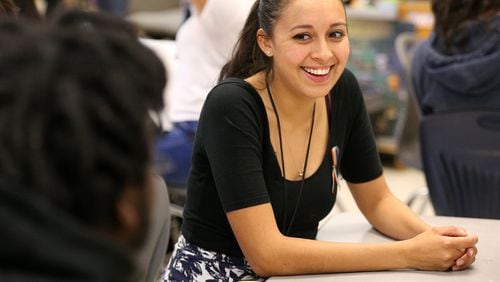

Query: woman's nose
[311,39,333,62]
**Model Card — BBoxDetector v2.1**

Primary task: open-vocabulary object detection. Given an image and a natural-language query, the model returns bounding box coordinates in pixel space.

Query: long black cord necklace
[266,77,316,235]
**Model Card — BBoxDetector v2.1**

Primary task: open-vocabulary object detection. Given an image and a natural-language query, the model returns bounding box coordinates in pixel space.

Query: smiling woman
[163,0,478,281]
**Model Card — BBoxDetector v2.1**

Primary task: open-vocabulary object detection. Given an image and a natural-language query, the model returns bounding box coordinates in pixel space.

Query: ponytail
[219,0,272,81]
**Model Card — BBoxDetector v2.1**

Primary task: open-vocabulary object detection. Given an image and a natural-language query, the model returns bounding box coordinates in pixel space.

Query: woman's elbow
[250,262,272,277]
[246,249,285,277]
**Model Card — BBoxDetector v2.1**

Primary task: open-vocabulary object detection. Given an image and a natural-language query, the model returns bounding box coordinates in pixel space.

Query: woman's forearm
[253,236,410,276]
[365,193,430,240]
[348,176,429,240]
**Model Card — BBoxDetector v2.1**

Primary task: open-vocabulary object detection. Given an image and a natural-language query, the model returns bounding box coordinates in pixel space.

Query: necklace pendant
[298,171,304,178]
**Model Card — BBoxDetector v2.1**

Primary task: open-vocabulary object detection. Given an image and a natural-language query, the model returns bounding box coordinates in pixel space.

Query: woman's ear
[257,28,273,57]
[116,185,141,234]
[113,182,150,248]
[116,185,141,238]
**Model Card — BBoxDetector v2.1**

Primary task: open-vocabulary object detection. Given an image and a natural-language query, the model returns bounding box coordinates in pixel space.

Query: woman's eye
[330,31,345,39]
[293,33,311,41]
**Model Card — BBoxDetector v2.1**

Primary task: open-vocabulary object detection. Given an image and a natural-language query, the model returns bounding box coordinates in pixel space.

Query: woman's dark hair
[432,0,500,54]
[219,0,288,81]
[0,11,166,228]
[0,0,18,16]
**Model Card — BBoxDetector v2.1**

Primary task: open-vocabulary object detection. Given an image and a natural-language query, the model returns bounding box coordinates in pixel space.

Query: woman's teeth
[303,67,330,76]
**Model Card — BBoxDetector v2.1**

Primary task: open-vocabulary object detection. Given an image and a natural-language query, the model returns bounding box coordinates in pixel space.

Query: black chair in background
[394,31,423,170]
[420,110,500,219]
[394,31,430,213]
[136,174,171,282]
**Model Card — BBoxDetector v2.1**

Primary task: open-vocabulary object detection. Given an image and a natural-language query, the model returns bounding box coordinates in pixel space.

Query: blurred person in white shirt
[154,0,254,188]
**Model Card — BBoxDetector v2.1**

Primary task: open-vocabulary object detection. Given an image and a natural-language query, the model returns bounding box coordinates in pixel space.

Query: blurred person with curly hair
[0,0,18,16]
[0,10,166,281]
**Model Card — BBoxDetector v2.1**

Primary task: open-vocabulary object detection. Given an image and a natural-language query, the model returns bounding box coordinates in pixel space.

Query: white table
[268,212,500,281]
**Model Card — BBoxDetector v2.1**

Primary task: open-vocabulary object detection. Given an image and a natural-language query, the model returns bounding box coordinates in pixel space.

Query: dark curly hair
[0,10,166,229]
[0,0,18,16]
[432,0,500,54]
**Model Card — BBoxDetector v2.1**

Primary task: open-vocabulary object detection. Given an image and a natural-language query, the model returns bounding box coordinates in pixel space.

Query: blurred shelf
[346,6,398,21]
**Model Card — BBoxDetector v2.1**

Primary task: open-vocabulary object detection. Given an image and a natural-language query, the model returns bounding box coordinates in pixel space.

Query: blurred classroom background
[31,0,436,214]
[29,0,436,214]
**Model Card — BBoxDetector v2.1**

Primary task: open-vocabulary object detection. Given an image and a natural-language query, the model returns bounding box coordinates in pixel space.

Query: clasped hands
[408,226,478,271]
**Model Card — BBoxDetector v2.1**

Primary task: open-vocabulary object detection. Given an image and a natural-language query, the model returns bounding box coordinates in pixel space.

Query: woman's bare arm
[349,174,478,270]
[348,175,430,240]
[227,201,477,277]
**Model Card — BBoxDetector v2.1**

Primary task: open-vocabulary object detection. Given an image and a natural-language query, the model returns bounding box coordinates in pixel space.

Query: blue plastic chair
[420,110,500,218]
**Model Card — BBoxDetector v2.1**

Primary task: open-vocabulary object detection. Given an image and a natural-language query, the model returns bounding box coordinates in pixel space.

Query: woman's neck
[265,74,317,125]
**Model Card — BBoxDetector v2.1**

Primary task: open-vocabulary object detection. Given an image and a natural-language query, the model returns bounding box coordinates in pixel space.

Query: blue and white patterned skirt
[163,235,265,281]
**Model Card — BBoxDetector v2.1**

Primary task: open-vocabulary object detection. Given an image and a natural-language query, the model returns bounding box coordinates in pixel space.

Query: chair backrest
[420,110,500,218]
[395,31,423,169]
[136,174,171,282]
[395,32,421,77]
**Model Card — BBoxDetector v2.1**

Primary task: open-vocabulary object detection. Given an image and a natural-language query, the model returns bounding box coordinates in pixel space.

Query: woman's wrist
[393,240,413,270]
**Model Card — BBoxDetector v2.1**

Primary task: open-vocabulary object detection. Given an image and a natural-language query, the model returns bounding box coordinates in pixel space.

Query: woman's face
[261,0,349,99]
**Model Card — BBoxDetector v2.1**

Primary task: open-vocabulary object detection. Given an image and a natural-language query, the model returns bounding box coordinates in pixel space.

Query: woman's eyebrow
[289,22,347,31]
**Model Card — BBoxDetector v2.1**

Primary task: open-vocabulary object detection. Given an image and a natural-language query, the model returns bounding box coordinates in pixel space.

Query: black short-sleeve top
[181,69,383,257]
